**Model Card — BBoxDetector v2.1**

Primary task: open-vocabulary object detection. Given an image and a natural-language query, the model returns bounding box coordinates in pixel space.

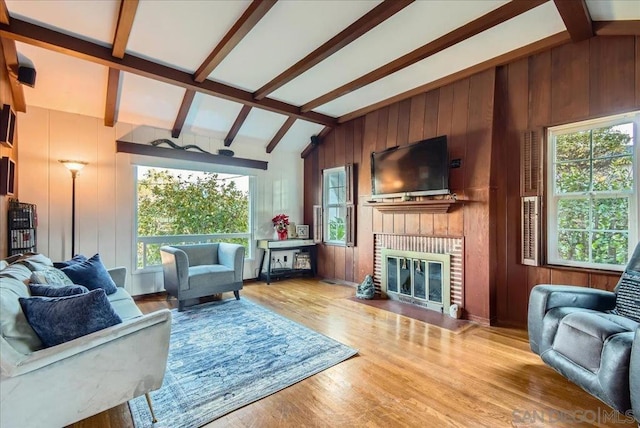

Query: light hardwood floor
[71,279,636,427]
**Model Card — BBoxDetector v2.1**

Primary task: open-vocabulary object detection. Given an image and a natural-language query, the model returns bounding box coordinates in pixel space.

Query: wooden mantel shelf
[365,199,458,214]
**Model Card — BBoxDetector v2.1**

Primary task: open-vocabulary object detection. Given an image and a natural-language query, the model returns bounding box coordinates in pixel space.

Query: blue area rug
[129,298,357,427]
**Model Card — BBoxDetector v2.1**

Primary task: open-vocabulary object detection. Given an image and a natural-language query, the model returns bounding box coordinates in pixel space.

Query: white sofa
[0,255,172,427]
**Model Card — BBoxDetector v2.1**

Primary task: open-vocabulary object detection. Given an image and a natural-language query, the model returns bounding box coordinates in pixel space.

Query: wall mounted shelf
[365,199,458,214]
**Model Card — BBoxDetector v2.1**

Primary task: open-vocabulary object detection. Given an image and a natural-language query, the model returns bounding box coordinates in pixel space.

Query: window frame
[546,111,639,271]
[322,166,347,246]
[134,164,255,271]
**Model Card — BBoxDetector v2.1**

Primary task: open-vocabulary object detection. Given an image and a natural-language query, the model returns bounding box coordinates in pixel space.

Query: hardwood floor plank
[69,279,634,427]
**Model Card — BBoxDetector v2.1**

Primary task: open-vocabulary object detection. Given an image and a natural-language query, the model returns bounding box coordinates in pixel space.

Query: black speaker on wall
[17,53,37,87]
[310,135,320,146]
[1,104,16,148]
[18,66,37,87]
[0,156,16,196]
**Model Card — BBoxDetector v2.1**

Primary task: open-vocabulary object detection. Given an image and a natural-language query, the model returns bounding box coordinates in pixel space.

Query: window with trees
[323,166,346,244]
[136,166,253,269]
[547,111,639,271]
[320,164,355,246]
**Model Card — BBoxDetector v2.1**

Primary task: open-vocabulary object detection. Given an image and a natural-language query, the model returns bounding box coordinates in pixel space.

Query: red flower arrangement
[271,214,290,231]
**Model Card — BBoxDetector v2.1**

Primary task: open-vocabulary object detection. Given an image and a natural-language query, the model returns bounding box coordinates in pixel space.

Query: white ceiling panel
[185,93,245,138]
[240,108,288,142]
[118,73,186,131]
[315,1,566,117]
[208,0,382,92]
[586,0,640,20]
[6,0,118,46]
[275,121,325,153]
[127,0,251,72]
[269,0,508,105]
[16,43,107,119]
[4,0,639,157]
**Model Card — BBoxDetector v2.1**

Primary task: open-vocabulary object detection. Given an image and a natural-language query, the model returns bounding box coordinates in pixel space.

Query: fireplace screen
[414,260,426,300]
[382,250,450,313]
[429,262,442,303]
[387,258,397,293]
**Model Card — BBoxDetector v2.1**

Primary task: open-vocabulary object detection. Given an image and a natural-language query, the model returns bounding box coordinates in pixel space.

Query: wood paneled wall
[0,40,19,258]
[304,36,640,327]
[494,35,640,327]
[305,68,497,324]
[18,107,306,294]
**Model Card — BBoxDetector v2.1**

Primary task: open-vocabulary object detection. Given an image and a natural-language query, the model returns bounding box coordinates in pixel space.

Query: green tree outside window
[137,168,250,268]
[550,118,636,269]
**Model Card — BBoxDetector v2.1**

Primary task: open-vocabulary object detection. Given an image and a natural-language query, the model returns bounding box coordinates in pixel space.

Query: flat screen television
[370,135,449,199]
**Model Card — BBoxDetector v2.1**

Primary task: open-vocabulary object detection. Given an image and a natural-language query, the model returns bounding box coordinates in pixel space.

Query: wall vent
[521,196,540,266]
[521,130,542,196]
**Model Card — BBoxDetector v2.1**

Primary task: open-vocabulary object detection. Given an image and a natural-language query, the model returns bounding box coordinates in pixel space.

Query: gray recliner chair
[160,243,245,311]
[528,242,640,422]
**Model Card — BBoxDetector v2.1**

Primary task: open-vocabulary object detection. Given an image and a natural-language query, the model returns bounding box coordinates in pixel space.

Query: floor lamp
[59,160,87,257]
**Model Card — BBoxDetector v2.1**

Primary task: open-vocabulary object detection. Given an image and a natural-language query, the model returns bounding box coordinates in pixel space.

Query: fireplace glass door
[381,248,451,314]
[428,262,442,303]
[413,260,426,300]
[387,257,398,293]
[399,258,411,296]
[385,256,445,311]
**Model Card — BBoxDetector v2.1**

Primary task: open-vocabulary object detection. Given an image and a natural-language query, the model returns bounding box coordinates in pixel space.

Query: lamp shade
[59,160,88,173]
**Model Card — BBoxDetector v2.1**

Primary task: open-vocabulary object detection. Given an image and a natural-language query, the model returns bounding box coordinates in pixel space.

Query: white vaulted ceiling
[1,0,639,155]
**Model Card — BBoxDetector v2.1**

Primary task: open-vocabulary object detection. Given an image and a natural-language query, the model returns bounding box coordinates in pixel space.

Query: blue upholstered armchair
[160,243,245,311]
[528,243,640,422]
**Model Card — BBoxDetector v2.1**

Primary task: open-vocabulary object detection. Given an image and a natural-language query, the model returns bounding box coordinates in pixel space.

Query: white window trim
[546,110,639,271]
[323,166,347,246]
[133,164,256,272]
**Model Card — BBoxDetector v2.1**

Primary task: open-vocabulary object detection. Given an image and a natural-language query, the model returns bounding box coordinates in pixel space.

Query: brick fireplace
[374,234,464,314]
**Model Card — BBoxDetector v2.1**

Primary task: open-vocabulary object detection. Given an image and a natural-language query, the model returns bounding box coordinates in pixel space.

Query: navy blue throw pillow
[53,254,88,269]
[19,289,122,348]
[59,254,117,295]
[29,284,89,297]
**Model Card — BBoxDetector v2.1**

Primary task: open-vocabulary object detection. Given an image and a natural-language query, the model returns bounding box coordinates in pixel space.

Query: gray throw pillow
[0,263,33,283]
[614,270,640,323]
[30,267,74,286]
[19,289,122,348]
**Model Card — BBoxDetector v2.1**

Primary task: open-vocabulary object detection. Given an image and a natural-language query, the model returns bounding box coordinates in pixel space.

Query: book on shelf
[293,253,311,270]
[10,229,35,249]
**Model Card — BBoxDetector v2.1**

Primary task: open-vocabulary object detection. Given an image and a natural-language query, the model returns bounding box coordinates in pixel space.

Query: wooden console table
[257,239,317,284]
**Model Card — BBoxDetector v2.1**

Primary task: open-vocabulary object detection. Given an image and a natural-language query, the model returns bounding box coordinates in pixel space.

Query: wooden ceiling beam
[104,67,120,126]
[301,126,331,159]
[0,1,25,112]
[0,18,337,126]
[266,117,296,153]
[301,0,547,113]
[224,105,252,146]
[0,0,9,25]
[0,37,26,112]
[194,0,276,83]
[593,20,640,36]
[254,0,413,100]
[174,0,272,138]
[171,89,196,138]
[553,0,593,42]
[338,31,571,123]
[112,0,138,58]
[105,0,138,127]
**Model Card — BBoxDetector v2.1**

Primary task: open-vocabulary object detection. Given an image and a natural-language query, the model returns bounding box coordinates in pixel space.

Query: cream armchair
[160,243,245,311]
